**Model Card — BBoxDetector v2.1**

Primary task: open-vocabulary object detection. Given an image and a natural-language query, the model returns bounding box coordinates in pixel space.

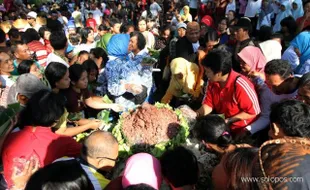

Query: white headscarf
[259,40,282,62]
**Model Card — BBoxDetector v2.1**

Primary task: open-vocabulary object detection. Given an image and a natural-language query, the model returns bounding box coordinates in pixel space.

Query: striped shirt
[27,41,48,67]
[203,70,261,130]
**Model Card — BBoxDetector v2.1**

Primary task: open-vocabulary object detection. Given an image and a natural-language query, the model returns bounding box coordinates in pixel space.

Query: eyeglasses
[96,156,117,162]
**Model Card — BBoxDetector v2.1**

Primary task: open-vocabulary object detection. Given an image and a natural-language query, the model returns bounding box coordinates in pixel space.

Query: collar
[215,70,239,89]
[76,157,108,176]
[24,126,52,132]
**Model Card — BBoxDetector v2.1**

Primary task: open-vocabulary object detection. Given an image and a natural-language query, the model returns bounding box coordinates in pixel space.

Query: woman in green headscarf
[96,33,113,53]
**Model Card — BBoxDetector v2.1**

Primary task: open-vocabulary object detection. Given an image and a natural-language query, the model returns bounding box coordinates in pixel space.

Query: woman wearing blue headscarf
[282,31,310,74]
[97,34,130,95]
[292,0,304,20]
[97,34,147,109]
[273,1,292,32]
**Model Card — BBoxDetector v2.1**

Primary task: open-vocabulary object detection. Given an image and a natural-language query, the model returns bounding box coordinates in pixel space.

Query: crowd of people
[0,0,310,189]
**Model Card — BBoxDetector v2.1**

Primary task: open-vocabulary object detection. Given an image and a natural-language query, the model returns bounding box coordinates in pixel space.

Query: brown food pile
[122,103,181,145]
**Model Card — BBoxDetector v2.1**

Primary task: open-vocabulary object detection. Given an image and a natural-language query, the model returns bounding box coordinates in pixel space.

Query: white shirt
[245,0,262,17]
[90,9,103,25]
[46,52,69,68]
[192,42,200,53]
[73,43,96,56]
[226,1,236,14]
[150,2,162,17]
[189,0,198,9]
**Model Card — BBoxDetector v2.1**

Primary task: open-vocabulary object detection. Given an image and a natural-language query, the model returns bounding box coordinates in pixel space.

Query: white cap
[27,11,37,19]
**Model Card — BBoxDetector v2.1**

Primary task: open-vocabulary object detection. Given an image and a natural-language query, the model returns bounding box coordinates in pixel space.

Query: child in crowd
[17,60,42,79]
[63,64,122,121]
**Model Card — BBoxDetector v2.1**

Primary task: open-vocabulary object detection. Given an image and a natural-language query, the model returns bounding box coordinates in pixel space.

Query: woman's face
[162,29,170,40]
[74,71,88,89]
[304,2,310,13]
[147,21,154,30]
[240,59,251,74]
[178,28,186,37]
[56,70,71,90]
[183,8,189,14]
[87,30,95,43]
[280,5,286,12]
[88,69,98,82]
[292,2,298,10]
[0,53,14,74]
[138,20,147,32]
[206,40,219,52]
[227,11,234,21]
[212,155,229,190]
[298,86,310,105]
[218,20,227,32]
[30,64,42,79]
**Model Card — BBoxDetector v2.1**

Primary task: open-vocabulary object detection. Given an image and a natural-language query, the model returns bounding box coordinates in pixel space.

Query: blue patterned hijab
[107,34,130,60]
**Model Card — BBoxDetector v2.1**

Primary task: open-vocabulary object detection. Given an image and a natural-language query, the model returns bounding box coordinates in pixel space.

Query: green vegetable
[112,103,190,158]
[74,132,90,142]
[102,95,113,104]
[97,110,110,124]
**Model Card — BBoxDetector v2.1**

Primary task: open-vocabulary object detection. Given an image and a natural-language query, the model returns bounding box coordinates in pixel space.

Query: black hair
[88,12,93,16]
[202,49,232,75]
[130,31,146,51]
[50,31,67,50]
[25,159,94,190]
[80,27,93,44]
[204,29,219,43]
[160,146,199,188]
[120,24,134,33]
[280,16,297,36]
[69,33,81,46]
[98,24,110,31]
[0,29,6,43]
[109,18,121,27]
[82,59,99,75]
[78,50,89,57]
[270,99,310,138]
[299,72,310,91]
[193,115,232,147]
[90,47,109,68]
[10,41,26,54]
[19,89,65,127]
[221,148,259,190]
[18,60,35,75]
[23,28,40,44]
[45,62,68,89]
[69,64,87,83]
[8,28,20,39]
[303,0,310,7]
[264,59,292,80]
[124,184,156,190]
[258,25,272,42]
[270,32,284,41]
[38,26,50,39]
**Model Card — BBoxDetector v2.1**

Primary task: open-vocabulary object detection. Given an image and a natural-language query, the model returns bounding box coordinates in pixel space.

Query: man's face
[234,28,247,41]
[0,52,14,74]
[186,28,200,43]
[27,17,35,24]
[204,67,221,82]
[265,74,287,95]
[128,36,139,53]
[127,26,135,34]
[112,23,121,34]
[218,20,227,32]
[178,28,186,37]
[15,44,32,60]
[138,21,147,32]
[298,86,310,105]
